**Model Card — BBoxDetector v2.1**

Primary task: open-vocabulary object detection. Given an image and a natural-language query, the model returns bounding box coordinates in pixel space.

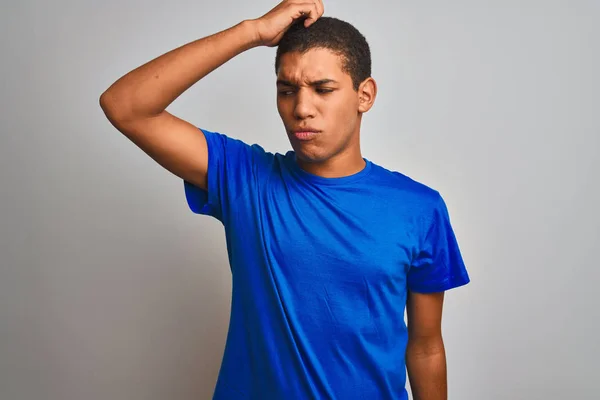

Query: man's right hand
[251,0,325,47]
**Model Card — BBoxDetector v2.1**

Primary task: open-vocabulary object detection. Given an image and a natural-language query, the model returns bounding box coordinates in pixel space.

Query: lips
[292,128,320,141]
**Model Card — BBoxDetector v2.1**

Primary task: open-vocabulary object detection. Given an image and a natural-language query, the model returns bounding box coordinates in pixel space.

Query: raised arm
[99,20,259,190]
[99,0,324,190]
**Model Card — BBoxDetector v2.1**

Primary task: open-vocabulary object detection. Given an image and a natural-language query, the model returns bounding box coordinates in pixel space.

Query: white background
[1,0,598,398]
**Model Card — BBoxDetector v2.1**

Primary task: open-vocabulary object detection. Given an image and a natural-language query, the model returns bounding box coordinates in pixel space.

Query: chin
[292,146,331,164]
[287,134,337,164]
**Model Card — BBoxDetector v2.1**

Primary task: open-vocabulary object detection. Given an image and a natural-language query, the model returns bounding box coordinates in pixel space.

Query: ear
[358,77,377,113]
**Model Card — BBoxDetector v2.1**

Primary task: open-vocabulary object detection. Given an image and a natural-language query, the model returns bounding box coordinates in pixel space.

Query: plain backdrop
[1,0,598,399]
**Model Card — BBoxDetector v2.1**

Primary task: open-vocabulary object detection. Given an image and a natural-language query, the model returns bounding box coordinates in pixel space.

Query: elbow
[99,90,132,125]
[99,87,118,109]
[99,92,111,116]
[407,335,445,358]
[99,90,116,118]
[99,90,110,109]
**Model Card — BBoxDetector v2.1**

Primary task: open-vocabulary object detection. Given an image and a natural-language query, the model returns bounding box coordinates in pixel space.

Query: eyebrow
[276,79,338,86]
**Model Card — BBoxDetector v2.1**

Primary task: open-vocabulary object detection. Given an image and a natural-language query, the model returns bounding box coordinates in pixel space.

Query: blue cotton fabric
[184,128,470,399]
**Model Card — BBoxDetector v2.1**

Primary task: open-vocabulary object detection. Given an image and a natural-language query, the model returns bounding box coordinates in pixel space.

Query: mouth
[292,128,320,141]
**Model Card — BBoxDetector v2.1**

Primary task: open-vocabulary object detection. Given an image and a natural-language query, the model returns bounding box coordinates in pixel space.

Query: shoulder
[367,161,443,208]
[202,128,279,166]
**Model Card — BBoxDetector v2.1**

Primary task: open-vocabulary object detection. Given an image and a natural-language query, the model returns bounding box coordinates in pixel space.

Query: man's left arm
[406,290,447,400]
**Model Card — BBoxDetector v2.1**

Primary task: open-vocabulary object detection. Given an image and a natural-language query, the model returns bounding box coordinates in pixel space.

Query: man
[100,1,470,399]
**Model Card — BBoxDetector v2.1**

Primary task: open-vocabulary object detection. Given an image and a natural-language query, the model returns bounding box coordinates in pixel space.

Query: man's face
[276,48,362,164]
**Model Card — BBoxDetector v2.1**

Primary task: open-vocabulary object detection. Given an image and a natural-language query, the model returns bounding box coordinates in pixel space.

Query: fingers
[294,1,322,27]
[315,0,324,18]
[287,0,324,15]
[311,0,325,24]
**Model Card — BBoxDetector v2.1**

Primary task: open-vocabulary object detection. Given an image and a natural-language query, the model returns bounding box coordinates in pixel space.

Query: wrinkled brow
[276,79,338,87]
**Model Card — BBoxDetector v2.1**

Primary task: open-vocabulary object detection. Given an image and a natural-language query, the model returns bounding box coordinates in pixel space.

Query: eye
[278,90,295,96]
[316,88,334,94]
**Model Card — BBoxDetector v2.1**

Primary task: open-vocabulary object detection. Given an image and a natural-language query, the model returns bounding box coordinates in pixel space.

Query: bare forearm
[100,19,259,119]
[406,339,447,400]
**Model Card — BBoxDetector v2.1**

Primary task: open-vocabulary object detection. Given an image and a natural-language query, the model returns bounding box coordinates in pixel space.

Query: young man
[100,1,470,399]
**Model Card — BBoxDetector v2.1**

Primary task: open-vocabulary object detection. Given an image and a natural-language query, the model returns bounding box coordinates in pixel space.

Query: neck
[296,145,366,178]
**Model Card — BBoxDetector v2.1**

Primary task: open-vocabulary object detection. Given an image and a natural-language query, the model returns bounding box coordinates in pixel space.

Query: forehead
[277,48,349,83]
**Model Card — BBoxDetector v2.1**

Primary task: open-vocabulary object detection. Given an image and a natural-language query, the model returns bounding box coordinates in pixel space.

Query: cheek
[329,97,357,127]
[276,100,291,121]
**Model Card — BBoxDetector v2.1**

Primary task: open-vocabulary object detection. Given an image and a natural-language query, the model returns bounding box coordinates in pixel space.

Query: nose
[293,89,316,120]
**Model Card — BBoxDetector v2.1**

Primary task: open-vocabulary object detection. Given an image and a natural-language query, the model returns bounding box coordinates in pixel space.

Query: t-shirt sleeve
[407,192,470,293]
[183,128,268,223]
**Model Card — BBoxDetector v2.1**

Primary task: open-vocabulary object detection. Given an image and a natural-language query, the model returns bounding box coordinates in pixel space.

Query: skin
[99,0,448,397]
[407,291,447,400]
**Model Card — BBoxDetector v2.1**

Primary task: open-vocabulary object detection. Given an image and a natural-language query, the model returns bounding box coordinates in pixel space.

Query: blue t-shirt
[184,129,470,399]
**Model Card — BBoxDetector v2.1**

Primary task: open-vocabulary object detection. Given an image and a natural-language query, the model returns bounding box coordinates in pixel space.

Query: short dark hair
[275,17,372,91]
